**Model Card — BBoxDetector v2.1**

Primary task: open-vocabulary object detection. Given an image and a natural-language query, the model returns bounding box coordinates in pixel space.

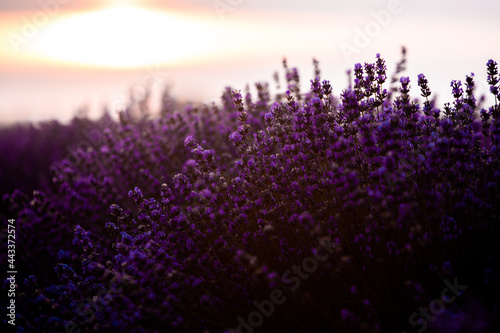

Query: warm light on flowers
[1,53,499,332]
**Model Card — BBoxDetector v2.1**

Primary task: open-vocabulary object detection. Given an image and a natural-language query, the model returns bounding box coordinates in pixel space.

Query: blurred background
[1,0,499,125]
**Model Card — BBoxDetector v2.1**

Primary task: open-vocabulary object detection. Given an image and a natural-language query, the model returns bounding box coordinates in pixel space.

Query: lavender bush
[2,52,500,332]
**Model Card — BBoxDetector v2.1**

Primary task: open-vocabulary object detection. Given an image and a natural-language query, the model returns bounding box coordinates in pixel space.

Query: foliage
[2,52,500,332]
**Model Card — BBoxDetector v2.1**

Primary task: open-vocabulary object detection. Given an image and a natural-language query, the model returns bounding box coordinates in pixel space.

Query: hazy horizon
[1,0,499,125]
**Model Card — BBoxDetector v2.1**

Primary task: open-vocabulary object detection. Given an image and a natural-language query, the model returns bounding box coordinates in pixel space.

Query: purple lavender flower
[1,54,499,333]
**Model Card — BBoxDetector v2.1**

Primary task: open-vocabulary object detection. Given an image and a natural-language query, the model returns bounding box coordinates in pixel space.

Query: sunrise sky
[1,0,499,124]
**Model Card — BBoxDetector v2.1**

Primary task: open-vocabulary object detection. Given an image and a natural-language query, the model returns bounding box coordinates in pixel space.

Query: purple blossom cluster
[2,54,500,332]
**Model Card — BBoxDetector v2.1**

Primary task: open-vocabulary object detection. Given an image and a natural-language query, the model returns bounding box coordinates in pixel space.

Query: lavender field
[1,52,500,333]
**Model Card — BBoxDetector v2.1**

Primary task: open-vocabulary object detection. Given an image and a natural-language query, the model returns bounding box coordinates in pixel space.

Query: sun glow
[29,6,216,68]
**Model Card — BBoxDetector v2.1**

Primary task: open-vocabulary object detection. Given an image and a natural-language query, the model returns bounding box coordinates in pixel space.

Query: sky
[1,0,499,124]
